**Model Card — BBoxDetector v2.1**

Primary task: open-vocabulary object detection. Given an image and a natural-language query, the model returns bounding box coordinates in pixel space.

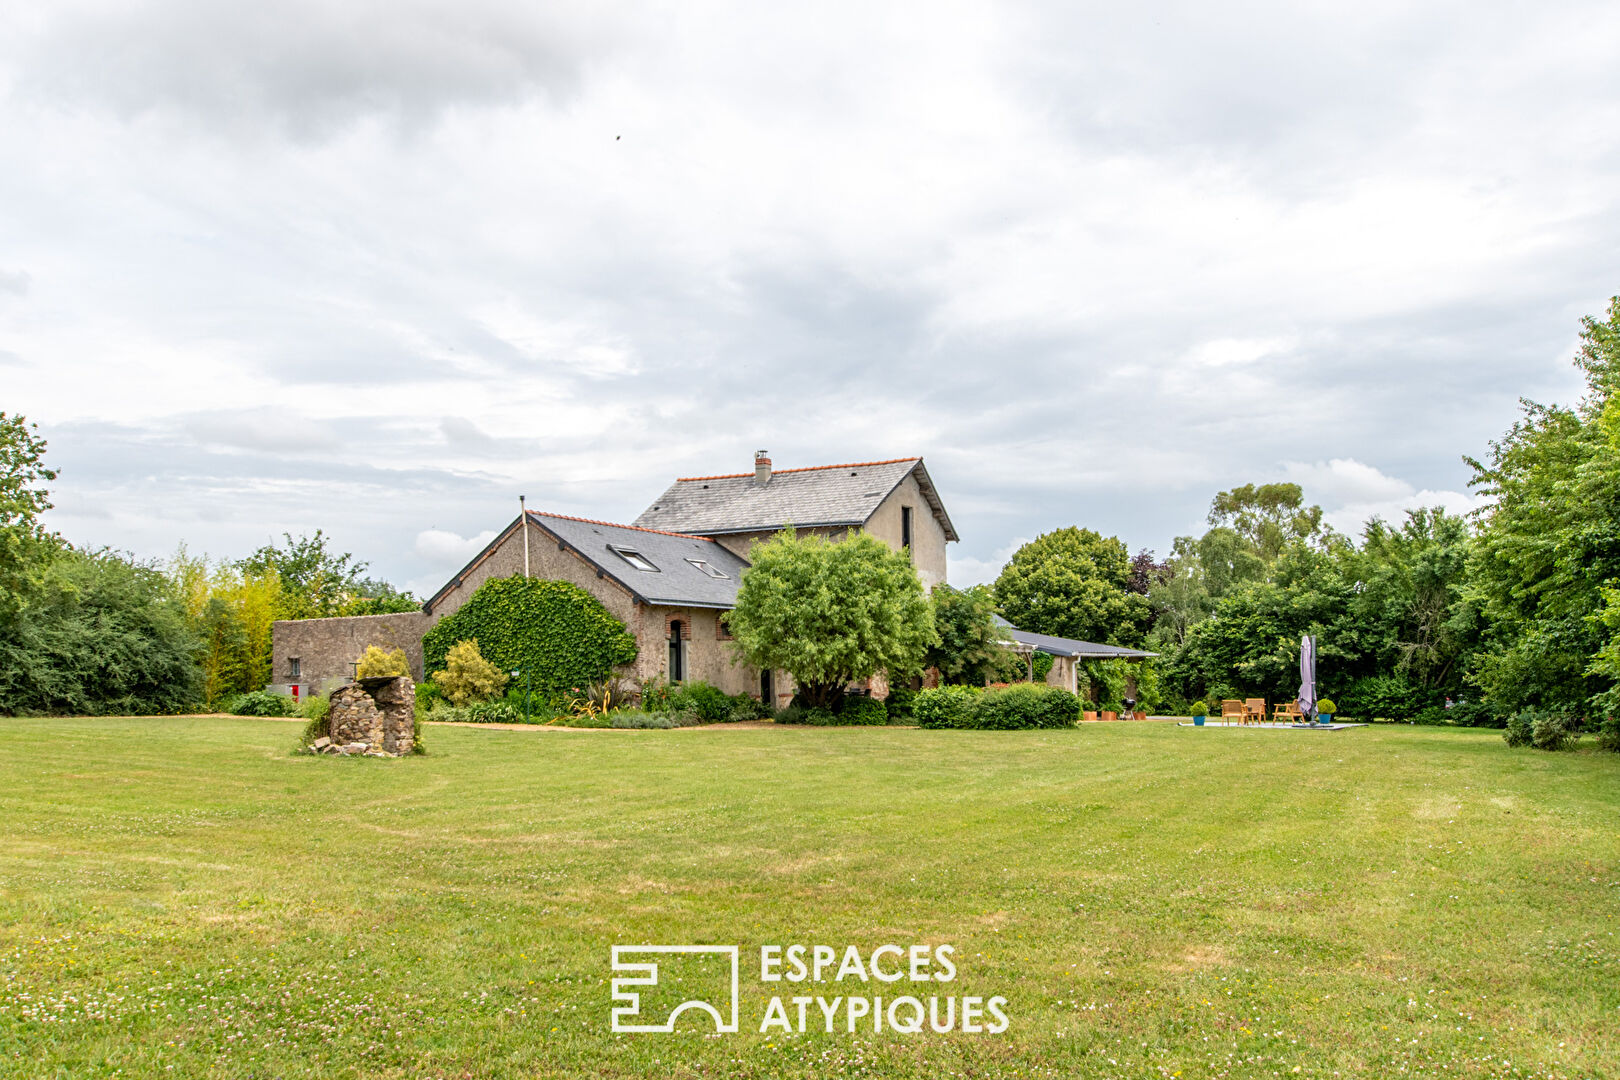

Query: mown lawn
[0,717,1616,1079]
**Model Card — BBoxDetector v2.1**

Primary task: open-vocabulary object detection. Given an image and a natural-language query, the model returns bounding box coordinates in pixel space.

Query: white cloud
[185,409,340,453]
[4,0,1612,584]
[1281,458,1489,538]
[948,537,1028,589]
[413,527,497,566]
[1282,458,1417,506]
[1185,337,1296,368]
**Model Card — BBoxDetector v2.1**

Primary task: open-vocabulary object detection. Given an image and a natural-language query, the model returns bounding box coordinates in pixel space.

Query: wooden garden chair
[1220,699,1245,725]
[1272,702,1304,724]
[1244,698,1266,725]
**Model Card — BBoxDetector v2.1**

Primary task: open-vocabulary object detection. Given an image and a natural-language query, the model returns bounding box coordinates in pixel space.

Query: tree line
[984,297,1620,725]
[0,414,416,715]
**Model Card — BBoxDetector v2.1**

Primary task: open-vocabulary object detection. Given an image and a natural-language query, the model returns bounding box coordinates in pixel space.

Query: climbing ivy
[1031,650,1054,682]
[422,577,637,695]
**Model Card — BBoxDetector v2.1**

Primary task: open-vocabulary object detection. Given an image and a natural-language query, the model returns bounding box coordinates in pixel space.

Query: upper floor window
[901,506,914,556]
[289,657,301,679]
[609,545,659,572]
[687,558,729,579]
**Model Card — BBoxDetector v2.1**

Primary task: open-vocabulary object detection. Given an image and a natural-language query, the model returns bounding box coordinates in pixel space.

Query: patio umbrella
[1296,634,1317,719]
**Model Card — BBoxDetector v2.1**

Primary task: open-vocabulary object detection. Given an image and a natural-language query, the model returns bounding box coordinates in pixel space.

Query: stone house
[271,453,958,707]
[634,452,956,592]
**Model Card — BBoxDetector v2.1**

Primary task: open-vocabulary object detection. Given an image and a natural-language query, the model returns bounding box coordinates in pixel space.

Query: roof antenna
[520,495,530,578]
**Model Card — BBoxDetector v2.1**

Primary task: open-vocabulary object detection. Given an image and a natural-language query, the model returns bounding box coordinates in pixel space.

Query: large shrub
[0,548,201,715]
[727,695,771,722]
[839,696,889,726]
[355,645,410,679]
[1530,710,1578,751]
[913,685,980,729]
[431,639,508,706]
[963,683,1080,730]
[422,576,637,697]
[885,686,916,721]
[669,680,732,723]
[1503,710,1533,748]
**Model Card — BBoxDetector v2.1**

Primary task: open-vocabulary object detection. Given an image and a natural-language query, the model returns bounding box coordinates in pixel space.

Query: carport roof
[993,616,1158,660]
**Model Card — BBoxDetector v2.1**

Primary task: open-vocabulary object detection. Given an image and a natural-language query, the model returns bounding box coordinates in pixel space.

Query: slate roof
[992,616,1159,660]
[529,512,748,609]
[633,457,959,541]
[423,511,750,614]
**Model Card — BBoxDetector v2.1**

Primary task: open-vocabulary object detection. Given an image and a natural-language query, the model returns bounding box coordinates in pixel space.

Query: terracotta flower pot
[1101,710,1119,722]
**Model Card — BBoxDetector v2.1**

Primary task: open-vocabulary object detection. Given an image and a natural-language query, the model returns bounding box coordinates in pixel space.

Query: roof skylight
[609,546,659,572]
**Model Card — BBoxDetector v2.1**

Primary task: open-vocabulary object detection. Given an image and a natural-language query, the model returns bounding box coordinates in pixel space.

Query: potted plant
[1315,698,1336,725]
[1190,700,1208,727]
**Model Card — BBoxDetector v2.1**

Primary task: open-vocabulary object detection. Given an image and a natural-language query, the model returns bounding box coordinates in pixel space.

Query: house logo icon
[610,945,740,1033]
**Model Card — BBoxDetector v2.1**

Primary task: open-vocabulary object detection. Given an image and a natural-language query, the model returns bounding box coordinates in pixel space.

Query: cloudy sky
[3,1,1617,595]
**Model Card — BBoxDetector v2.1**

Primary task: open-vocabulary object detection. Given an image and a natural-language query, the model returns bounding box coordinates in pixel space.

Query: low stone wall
[312,675,416,757]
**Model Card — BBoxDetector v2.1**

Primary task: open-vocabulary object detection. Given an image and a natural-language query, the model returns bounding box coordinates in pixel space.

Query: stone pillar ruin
[317,675,416,756]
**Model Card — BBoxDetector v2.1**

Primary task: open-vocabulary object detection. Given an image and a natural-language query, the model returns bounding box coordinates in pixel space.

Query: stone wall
[272,611,434,687]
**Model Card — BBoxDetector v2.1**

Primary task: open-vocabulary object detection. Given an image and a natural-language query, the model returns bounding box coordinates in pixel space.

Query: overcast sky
[3,1,1618,595]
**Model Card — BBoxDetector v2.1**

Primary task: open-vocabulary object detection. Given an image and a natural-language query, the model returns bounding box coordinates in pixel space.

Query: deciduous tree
[927,584,1020,685]
[727,529,935,708]
[993,527,1151,646]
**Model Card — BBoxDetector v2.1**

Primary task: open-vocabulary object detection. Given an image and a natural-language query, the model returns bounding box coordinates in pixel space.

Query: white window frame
[609,545,660,572]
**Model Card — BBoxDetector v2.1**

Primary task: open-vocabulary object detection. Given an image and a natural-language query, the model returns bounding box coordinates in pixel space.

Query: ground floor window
[760,668,774,705]
[668,621,686,682]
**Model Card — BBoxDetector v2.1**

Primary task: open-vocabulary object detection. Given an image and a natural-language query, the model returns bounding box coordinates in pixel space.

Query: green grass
[1,717,1616,1079]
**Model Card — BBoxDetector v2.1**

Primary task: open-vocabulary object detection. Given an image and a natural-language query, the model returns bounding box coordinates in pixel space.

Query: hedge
[913,685,981,729]
[422,577,637,697]
[914,683,1079,730]
[967,683,1080,729]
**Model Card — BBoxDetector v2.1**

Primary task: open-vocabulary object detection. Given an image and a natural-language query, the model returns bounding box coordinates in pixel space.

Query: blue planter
[1317,713,1332,725]
[1193,716,1205,726]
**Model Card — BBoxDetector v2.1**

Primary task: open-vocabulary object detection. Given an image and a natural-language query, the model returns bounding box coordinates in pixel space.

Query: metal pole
[520,494,530,578]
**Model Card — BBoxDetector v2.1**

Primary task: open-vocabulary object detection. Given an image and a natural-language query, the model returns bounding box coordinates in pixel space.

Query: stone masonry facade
[272,459,952,706]
[273,521,780,702]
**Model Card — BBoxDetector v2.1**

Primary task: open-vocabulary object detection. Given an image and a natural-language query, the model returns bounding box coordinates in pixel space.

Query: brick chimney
[754,449,772,486]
